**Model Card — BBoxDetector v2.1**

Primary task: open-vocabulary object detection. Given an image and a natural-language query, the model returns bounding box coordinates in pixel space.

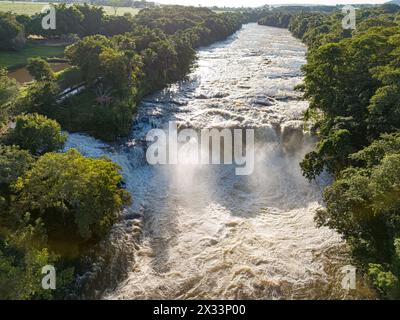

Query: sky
[156,0,388,8]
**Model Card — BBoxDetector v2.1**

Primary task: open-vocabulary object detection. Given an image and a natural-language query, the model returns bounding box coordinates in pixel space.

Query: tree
[0,12,26,50]
[26,58,54,81]
[66,34,142,93]
[368,64,400,134]
[26,4,83,38]
[0,68,18,106]
[13,149,131,241]
[315,134,400,298]
[5,113,67,155]
[93,97,136,138]
[22,81,59,117]
[101,15,134,36]
[300,25,399,179]
[0,145,33,188]
[0,221,75,300]
[75,4,106,37]
[0,68,18,126]
[99,46,141,91]
[0,145,33,231]
[0,239,56,300]
[65,35,113,84]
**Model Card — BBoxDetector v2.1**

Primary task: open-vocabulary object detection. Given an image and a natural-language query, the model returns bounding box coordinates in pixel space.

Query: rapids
[65,24,373,299]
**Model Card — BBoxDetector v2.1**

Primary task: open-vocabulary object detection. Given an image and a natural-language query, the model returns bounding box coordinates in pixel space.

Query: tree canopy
[0,12,25,50]
[27,58,54,82]
[4,113,67,155]
[13,149,130,241]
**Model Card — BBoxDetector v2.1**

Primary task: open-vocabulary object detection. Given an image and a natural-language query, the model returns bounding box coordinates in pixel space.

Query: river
[65,23,373,299]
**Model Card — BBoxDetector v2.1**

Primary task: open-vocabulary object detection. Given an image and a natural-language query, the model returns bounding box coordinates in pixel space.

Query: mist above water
[65,24,372,299]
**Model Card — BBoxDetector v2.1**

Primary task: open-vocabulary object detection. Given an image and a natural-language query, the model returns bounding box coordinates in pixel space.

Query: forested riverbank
[259,4,400,298]
[1,5,246,140]
[0,5,257,299]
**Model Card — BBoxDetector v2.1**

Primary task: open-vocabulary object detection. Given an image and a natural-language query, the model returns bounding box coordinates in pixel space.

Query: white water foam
[65,24,371,299]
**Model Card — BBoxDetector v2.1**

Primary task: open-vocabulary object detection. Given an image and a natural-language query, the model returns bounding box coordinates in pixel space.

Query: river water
[65,24,373,299]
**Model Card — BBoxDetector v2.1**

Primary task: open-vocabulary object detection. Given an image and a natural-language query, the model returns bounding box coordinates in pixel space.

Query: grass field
[0,1,141,16]
[0,42,65,69]
[101,5,140,16]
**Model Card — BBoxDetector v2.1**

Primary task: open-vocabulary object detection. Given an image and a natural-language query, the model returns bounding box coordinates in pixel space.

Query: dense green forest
[259,4,400,298]
[0,5,247,299]
[1,4,244,140]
